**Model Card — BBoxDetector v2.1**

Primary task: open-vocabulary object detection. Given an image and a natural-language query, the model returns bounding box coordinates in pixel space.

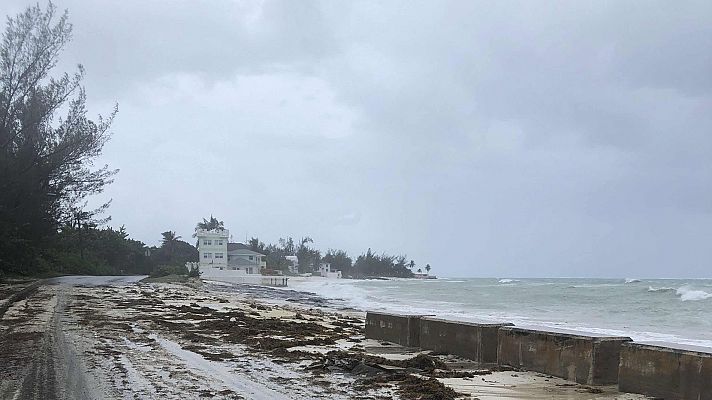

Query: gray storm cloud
[3,0,710,277]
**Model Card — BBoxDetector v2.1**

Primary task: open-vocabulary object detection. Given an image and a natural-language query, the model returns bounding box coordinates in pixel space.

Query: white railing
[195,228,229,237]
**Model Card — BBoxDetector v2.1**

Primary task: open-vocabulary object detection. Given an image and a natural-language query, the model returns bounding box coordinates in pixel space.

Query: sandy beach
[0,277,649,399]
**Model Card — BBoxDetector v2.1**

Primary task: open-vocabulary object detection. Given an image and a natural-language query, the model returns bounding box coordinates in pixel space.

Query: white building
[194,228,287,286]
[196,229,229,269]
[285,255,299,274]
[318,262,342,279]
[195,229,267,274]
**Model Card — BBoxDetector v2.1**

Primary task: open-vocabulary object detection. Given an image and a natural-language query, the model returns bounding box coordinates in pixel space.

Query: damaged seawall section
[618,342,712,400]
[365,312,423,347]
[497,327,631,385]
[419,317,512,364]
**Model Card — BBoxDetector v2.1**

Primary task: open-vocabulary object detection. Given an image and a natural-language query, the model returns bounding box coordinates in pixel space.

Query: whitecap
[676,286,712,301]
[647,286,676,293]
[498,279,520,284]
[625,278,641,284]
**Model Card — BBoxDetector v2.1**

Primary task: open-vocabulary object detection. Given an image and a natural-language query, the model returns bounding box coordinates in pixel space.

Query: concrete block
[419,317,512,363]
[497,326,631,385]
[365,312,423,347]
[618,342,712,400]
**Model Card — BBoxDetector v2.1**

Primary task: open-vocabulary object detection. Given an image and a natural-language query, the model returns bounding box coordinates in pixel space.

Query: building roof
[228,257,259,267]
[227,243,265,256]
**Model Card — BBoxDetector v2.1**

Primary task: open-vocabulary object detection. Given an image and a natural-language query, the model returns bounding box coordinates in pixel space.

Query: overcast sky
[3,1,711,278]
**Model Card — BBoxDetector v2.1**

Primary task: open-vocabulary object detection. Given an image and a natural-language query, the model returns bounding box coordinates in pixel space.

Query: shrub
[150,264,188,278]
[187,264,201,278]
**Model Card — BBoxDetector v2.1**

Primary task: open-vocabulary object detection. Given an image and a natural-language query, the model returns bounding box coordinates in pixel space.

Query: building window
[203,252,212,259]
[203,239,212,246]
[216,240,223,245]
[249,256,253,260]
[215,253,223,259]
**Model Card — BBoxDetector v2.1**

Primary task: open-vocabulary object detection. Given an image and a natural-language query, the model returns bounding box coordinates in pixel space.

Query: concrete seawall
[497,327,631,385]
[364,311,711,394]
[619,342,712,400]
[365,312,423,347]
[419,317,512,363]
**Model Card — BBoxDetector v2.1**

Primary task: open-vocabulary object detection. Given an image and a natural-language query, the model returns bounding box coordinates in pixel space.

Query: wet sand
[0,277,649,399]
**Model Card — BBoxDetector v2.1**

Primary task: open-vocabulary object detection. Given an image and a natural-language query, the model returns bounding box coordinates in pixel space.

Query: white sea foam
[624,278,641,284]
[280,278,712,349]
[647,286,676,293]
[676,286,712,301]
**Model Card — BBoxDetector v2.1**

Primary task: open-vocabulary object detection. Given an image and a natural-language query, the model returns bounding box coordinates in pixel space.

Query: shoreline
[285,276,712,350]
[0,277,650,399]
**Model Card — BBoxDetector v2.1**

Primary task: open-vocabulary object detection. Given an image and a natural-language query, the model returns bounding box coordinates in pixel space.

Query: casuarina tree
[0,3,117,274]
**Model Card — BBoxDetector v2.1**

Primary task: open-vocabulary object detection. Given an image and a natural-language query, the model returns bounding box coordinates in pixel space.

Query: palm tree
[193,215,224,237]
[425,264,431,274]
[408,260,415,270]
[417,268,422,273]
[161,231,181,260]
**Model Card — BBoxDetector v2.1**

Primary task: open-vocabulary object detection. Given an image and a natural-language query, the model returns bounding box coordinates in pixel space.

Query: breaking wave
[498,279,520,284]
[676,286,712,301]
[647,286,676,293]
[625,278,641,284]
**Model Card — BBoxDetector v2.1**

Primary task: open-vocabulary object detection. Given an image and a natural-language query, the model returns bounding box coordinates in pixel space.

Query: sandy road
[0,275,145,400]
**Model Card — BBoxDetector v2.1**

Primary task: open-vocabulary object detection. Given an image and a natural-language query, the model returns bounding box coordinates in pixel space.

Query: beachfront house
[194,228,287,287]
[227,243,267,274]
[286,255,299,274]
[196,229,265,275]
[197,228,229,270]
[318,262,342,279]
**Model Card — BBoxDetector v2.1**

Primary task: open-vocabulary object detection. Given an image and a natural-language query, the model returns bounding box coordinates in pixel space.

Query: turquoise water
[289,277,712,348]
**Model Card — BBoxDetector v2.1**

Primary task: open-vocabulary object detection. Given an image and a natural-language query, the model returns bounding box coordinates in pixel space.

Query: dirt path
[0,276,144,399]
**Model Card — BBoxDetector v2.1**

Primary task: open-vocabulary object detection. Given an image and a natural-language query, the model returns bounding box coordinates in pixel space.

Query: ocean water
[288,277,712,349]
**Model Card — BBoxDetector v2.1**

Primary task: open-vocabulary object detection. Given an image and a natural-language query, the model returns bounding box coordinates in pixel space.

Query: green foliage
[0,3,117,275]
[323,249,353,276]
[150,264,188,278]
[187,264,201,278]
[42,226,153,275]
[193,215,224,237]
[245,236,420,279]
[150,235,197,267]
[296,237,320,273]
[353,249,414,278]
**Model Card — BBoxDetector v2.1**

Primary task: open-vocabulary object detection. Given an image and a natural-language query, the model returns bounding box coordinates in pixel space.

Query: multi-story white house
[193,227,287,286]
[196,229,229,269]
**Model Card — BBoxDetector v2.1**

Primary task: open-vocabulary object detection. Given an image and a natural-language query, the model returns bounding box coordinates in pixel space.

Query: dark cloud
[2,0,710,277]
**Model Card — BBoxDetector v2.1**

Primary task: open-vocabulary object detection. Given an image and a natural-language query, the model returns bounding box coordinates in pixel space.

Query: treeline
[247,235,425,278]
[34,227,197,277]
[0,5,199,279]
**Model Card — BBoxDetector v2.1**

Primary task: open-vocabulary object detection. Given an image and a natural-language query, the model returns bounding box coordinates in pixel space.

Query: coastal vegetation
[247,234,426,278]
[0,4,116,277]
[0,4,197,280]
